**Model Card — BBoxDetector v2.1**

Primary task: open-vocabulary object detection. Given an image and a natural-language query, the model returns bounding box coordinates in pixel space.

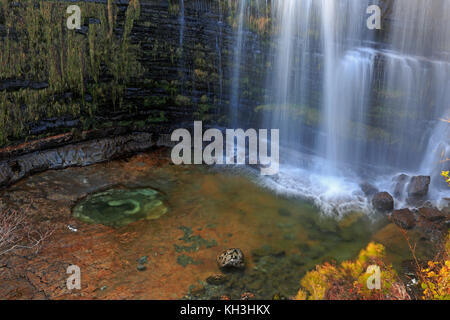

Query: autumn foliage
[294,242,410,300]
[419,232,450,300]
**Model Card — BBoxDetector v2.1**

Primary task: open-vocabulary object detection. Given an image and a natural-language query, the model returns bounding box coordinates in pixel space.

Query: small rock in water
[392,209,416,230]
[206,273,229,285]
[217,248,245,270]
[241,292,255,300]
[372,192,394,212]
[137,264,147,272]
[137,256,148,265]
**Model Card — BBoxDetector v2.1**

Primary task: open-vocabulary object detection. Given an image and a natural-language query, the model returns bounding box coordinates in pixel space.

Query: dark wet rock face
[0,132,175,187]
[0,79,49,91]
[392,209,416,230]
[217,248,245,270]
[372,192,394,212]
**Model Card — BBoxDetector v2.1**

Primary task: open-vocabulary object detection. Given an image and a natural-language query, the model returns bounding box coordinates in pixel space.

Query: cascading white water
[225,0,449,213]
[260,0,380,214]
[374,0,450,207]
[229,0,248,126]
[232,0,450,214]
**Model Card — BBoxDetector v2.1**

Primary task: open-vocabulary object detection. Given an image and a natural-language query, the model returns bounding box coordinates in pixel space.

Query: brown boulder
[372,192,394,212]
[418,207,446,221]
[392,209,416,230]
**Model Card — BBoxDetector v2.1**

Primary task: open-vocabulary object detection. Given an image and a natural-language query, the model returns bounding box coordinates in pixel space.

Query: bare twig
[0,208,55,257]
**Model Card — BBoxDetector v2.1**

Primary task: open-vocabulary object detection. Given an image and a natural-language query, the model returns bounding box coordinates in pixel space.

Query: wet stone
[137,264,147,272]
[392,209,416,230]
[418,207,446,221]
[206,274,229,286]
[137,256,148,265]
[217,248,245,270]
[372,192,394,212]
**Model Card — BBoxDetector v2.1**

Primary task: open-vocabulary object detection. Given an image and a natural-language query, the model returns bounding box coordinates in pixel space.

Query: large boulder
[407,176,431,199]
[372,192,394,212]
[392,209,416,230]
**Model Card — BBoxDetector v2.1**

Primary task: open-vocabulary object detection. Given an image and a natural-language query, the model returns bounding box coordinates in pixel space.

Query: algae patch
[72,188,167,228]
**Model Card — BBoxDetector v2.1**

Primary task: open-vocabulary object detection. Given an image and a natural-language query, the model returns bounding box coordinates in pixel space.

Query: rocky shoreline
[369,177,450,242]
[0,126,179,188]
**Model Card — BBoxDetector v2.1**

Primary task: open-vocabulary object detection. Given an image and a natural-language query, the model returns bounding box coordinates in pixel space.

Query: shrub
[419,232,450,300]
[295,242,409,300]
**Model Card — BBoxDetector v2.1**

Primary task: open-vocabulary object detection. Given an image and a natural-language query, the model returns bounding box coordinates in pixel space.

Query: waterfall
[233,0,450,214]
[230,0,248,127]
[264,0,317,151]
[216,2,224,108]
[377,0,450,205]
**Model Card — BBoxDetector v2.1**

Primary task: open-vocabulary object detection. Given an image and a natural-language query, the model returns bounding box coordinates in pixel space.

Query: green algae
[175,226,217,253]
[177,254,203,268]
[72,188,167,228]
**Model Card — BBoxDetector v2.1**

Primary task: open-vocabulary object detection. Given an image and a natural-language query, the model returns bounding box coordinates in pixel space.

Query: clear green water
[65,162,434,299]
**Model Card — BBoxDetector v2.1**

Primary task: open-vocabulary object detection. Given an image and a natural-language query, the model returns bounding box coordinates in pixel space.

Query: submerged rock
[217,248,245,270]
[240,292,256,300]
[137,264,147,272]
[206,274,229,285]
[137,256,149,265]
[392,209,416,230]
[72,188,167,228]
[372,192,394,212]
